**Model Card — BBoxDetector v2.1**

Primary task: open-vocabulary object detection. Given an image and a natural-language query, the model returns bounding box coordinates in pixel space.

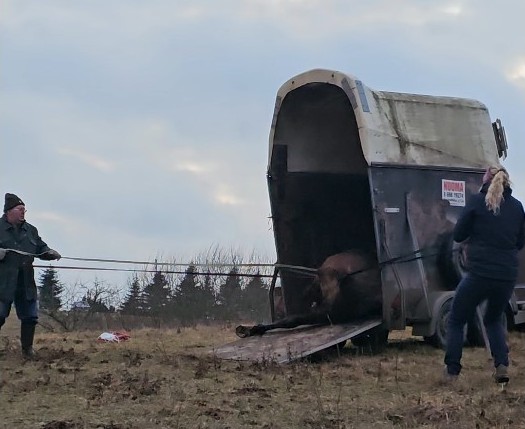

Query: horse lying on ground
[235,250,383,338]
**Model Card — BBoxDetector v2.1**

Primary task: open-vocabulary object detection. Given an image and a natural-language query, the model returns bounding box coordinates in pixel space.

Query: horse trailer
[215,69,525,363]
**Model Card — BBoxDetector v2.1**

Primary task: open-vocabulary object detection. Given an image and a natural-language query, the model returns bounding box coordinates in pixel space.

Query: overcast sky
[1,1,524,290]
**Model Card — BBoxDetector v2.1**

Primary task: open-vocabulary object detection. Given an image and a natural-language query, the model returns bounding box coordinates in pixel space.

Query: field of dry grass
[2,314,525,429]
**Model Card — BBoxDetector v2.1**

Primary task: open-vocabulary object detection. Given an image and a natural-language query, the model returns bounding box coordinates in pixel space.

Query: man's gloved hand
[0,248,6,261]
[46,249,61,261]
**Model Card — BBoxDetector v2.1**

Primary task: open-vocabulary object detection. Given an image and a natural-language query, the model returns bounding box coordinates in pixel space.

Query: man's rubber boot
[21,323,36,359]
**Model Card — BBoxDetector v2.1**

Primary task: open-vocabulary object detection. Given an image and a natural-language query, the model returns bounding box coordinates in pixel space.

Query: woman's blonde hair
[485,166,511,214]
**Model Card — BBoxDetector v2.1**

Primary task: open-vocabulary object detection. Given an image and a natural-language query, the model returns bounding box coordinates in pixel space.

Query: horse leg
[235,323,268,338]
[235,310,331,338]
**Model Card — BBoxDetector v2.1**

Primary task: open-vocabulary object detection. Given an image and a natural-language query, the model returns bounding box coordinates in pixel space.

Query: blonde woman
[444,166,525,383]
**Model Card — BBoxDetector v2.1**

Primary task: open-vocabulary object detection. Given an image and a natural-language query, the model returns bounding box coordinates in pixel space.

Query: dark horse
[235,250,383,338]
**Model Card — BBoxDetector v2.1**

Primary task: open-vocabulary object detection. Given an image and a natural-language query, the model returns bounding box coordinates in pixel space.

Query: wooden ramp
[212,319,382,364]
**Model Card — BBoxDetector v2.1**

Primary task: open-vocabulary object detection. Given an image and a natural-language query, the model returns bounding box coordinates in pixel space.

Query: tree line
[38,264,272,326]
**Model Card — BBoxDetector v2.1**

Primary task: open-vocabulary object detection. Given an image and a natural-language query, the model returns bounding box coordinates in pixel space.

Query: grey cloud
[2,0,525,289]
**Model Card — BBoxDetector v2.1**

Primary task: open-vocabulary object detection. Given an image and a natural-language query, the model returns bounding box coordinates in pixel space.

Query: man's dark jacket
[0,215,55,302]
[454,184,525,281]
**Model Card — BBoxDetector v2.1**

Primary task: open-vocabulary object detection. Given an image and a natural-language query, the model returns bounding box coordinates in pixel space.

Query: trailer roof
[270,69,501,169]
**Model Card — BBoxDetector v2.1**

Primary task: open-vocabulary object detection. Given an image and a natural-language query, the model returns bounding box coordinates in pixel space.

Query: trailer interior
[268,83,378,316]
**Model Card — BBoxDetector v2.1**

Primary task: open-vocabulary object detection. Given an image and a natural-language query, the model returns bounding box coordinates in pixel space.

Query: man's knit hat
[4,193,24,213]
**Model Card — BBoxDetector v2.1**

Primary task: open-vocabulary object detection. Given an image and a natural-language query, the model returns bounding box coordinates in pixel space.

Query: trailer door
[213,319,382,364]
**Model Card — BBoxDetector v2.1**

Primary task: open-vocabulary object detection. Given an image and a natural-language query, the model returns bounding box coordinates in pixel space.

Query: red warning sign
[442,179,465,207]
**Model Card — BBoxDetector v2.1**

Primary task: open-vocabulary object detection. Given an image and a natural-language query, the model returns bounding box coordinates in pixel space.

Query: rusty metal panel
[368,165,484,325]
[212,319,382,364]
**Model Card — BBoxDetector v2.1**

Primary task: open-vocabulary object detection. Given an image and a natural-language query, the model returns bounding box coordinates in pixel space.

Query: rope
[2,248,50,257]
[33,264,275,278]
[2,248,275,267]
[61,256,275,268]
[274,263,318,274]
[379,246,445,266]
[9,245,459,280]
[335,247,458,279]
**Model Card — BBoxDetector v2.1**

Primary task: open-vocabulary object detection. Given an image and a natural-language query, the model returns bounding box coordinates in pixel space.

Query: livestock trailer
[214,69,525,363]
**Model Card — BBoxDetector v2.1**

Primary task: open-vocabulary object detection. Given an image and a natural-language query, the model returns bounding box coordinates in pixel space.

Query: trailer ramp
[212,319,382,364]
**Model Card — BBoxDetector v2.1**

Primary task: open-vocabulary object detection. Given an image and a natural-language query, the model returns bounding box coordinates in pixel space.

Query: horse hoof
[236,325,251,338]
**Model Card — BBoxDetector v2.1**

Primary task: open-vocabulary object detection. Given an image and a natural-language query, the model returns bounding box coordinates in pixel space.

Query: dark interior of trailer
[269,83,378,315]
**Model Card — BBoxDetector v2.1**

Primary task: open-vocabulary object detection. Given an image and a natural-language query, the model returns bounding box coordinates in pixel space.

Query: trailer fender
[412,291,455,339]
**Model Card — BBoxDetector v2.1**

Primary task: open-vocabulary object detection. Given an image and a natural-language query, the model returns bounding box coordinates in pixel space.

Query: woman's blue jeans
[445,273,515,375]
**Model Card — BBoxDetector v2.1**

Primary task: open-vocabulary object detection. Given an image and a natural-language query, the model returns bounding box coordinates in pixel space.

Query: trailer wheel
[424,298,469,349]
[424,298,453,349]
[351,327,388,354]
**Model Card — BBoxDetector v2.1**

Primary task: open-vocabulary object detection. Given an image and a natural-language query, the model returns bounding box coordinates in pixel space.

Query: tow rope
[4,246,457,279]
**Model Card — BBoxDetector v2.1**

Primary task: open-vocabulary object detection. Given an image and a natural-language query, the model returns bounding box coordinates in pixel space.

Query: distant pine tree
[241,273,269,322]
[120,275,144,315]
[143,271,171,317]
[217,267,242,320]
[175,265,199,325]
[198,272,218,322]
[38,267,63,311]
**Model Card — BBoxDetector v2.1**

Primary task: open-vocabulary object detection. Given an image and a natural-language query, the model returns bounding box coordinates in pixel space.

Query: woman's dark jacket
[454,183,525,281]
[0,215,55,302]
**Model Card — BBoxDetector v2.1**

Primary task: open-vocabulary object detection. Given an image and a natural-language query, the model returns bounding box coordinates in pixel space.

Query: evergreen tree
[241,273,269,322]
[120,274,144,315]
[175,265,199,325]
[198,272,218,322]
[143,270,171,317]
[38,267,63,311]
[217,267,242,320]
